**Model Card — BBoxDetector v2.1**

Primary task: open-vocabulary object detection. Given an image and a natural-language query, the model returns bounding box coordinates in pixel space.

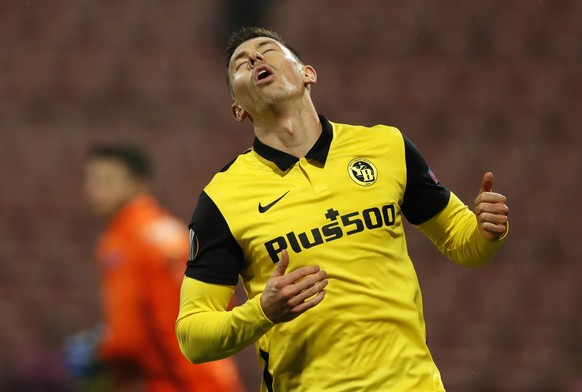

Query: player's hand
[260,249,327,324]
[474,172,509,241]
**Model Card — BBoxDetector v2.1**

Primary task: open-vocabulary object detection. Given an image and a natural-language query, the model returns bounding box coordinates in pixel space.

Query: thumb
[271,249,289,278]
[479,171,494,194]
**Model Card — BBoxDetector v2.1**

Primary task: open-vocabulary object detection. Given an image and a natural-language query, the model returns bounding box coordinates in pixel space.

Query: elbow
[175,318,205,364]
[184,352,208,365]
[175,317,224,364]
[179,348,211,365]
[177,341,205,364]
[179,345,225,365]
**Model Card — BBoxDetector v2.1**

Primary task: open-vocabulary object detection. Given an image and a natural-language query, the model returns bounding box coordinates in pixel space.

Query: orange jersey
[96,194,245,392]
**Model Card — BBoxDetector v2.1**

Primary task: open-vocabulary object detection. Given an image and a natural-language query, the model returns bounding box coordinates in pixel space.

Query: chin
[261,86,300,106]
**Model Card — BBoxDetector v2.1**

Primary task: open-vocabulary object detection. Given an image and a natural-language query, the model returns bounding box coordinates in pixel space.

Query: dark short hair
[86,144,152,179]
[225,26,303,96]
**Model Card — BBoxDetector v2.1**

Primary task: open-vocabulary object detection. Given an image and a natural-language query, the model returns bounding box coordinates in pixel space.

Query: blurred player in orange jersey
[64,144,245,392]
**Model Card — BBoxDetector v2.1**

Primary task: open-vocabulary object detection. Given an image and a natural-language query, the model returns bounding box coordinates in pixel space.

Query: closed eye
[234,60,248,71]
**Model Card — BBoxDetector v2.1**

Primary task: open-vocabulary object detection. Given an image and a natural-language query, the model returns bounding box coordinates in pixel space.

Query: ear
[303,65,317,86]
[231,103,248,122]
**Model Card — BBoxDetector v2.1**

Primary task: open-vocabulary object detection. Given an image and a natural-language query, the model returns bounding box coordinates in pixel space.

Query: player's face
[84,158,142,219]
[228,37,316,120]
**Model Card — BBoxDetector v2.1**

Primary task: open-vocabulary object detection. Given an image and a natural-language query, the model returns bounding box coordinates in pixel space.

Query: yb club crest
[348,158,378,186]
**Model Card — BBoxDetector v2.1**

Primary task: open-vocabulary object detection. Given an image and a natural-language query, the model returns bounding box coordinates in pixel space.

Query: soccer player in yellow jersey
[176,27,509,391]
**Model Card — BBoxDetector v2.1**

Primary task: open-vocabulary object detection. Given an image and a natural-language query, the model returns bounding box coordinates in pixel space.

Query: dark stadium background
[0,0,580,391]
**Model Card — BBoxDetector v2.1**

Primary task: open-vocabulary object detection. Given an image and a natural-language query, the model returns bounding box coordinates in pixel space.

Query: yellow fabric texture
[177,121,506,392]
[416,192,508,267]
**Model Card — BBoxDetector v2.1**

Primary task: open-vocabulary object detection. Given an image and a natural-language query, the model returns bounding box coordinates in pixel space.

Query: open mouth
[258,69,270,80]
[255,66,273,83]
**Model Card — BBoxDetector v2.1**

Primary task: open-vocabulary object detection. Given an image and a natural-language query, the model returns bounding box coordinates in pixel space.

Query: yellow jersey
[178,116,506,391]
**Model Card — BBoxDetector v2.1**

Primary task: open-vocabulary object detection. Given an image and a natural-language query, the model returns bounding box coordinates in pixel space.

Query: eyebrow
[230,40,277,68]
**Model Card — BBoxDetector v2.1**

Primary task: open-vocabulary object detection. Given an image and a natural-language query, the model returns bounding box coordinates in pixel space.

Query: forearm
[416,192,508,267]
[176,277,274,363]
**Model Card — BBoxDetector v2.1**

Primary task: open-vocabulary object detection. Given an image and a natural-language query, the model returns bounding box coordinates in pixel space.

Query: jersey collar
[253,115,333,171]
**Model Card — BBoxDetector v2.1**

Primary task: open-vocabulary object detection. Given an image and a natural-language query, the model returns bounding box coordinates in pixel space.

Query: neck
[252,97,321,158]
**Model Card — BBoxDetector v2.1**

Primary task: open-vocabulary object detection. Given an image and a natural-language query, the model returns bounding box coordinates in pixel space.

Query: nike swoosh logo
[258,191,289,213]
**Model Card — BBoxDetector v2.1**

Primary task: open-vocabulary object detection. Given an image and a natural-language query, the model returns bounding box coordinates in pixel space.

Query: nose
[249,51,264,68]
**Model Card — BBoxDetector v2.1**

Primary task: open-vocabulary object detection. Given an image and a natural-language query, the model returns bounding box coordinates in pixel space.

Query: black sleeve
[401,136,451,225]
[185,191,244,285]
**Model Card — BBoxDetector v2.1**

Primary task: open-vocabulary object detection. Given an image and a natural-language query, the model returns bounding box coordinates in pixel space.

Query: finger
[278,269,326,295]
[290,290,326,315]
[479,171,494,194]
[477,212,509,226]
[480,221,508,234]
[280,265,324,286]
[271,249,289,278]
[283,271,327,300]
[475,192,507,204]
[288,278,328,308]
[474,202,509,215]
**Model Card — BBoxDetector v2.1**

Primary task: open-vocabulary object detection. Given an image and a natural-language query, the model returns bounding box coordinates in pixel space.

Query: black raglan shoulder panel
[185,191,243,285]
[401,136,451,225]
